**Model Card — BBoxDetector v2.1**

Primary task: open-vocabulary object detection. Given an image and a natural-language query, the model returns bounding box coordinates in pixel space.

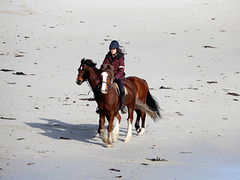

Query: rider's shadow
[25,118,103,146]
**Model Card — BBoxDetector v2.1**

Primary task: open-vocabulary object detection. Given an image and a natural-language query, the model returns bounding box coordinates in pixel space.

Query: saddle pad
[113,83,128,96]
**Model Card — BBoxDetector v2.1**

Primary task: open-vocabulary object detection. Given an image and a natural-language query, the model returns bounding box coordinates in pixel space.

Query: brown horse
[98,64,137,146]
[126,76,161,135]
[76,59,161,136]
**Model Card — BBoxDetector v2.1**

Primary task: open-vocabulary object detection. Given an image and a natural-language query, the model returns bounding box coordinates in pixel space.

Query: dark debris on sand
[146,157,168,162]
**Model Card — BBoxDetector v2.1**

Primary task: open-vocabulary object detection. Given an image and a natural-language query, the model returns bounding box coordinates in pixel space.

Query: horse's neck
[88,67,101,89]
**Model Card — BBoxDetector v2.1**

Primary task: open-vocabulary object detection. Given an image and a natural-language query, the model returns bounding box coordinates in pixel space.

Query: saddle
[113,82,128,96]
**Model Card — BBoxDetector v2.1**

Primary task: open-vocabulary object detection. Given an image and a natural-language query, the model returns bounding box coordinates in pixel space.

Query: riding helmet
[109,40,119,50]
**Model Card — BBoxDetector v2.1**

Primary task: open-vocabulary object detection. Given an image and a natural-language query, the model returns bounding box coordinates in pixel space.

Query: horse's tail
[135,98,160,121]
[146,90,161,120]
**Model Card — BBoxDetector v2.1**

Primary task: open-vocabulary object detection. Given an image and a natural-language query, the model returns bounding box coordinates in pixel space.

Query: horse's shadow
[25,118,133,146]
[25,118,103,146]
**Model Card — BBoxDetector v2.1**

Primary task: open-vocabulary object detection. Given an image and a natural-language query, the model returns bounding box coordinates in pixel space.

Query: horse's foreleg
[113,112,121,143]
[94,120,101,138]
[99,113,107,143]
[106,113,114,147]
[124,107,133,143]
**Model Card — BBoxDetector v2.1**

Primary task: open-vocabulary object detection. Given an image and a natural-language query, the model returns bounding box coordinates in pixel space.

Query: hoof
[102,137,108,144]
[112,130,119,143]
[94,133,100,138]
[112,137,118,143]
[124,136,131,143]
[136,128,141,133]
[138,128,145,136]
[101,129,108,143]
[105,144,113,148]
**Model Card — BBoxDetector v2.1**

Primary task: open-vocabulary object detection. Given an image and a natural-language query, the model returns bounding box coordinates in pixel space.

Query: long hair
[117,48,125,55]
[108,47,125,56]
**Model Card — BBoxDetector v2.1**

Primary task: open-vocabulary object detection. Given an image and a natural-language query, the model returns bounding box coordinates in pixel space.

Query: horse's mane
[100,64,114,78]
[81,58,97,67]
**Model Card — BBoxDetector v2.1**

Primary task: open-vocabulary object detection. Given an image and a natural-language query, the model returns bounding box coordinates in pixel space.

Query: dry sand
[0,0,240,179]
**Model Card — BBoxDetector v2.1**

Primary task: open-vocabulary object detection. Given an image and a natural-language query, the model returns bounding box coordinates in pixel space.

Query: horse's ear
[81,58,85,64]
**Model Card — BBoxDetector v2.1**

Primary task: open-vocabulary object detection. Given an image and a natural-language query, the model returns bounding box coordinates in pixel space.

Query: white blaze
[101,72,108,94]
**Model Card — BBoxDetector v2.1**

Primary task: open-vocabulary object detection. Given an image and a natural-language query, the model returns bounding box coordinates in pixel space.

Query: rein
[80,64,101,95]
[87,76,101,95]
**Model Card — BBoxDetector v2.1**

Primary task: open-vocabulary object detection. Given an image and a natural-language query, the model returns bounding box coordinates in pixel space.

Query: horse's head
[76,58,96,85]
[100,64,114,94]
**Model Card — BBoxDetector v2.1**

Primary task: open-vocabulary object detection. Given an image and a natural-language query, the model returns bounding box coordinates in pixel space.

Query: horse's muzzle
[76,79,82,85]
[100,89,107,94]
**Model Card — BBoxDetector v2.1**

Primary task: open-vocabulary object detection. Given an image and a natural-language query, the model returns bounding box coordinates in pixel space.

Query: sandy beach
[1,0,240,179]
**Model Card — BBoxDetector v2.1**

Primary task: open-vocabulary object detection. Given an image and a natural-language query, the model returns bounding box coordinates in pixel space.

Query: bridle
[101,71,113,91]
[77,64,101,96]
[78,64,100,84]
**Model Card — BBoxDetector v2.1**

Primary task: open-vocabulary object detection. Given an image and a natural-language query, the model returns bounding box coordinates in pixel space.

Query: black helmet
[109,40,119,50]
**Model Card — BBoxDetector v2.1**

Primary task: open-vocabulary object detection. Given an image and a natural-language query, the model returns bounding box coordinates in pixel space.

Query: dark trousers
[114,79,125,97]
[114,79,125,108]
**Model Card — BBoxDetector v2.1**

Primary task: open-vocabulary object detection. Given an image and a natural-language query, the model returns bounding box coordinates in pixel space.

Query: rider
[101,40,127,114]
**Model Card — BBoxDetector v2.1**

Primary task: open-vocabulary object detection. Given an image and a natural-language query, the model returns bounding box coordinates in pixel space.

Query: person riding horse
[99,40,127,114]
[102,40,127,113]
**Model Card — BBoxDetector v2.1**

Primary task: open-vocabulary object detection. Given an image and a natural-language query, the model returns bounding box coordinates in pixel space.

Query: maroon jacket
[102,52,125,80]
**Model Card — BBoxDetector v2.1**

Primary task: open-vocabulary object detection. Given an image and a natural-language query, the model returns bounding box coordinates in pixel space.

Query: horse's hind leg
[138,112,146,136]
[124,107,134,143]
[113,112,121,143]
[134,110,141,133]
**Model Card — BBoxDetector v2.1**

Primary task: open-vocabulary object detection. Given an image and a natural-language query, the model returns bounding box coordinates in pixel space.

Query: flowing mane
[100,64,114,79]
[81,58,97,67]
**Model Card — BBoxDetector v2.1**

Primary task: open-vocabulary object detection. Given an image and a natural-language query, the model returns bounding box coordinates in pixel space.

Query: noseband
[102,80,112,89]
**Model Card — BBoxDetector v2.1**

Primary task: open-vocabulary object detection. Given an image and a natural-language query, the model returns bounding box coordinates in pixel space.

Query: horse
[76,59,161,136]
[97,64,138,146]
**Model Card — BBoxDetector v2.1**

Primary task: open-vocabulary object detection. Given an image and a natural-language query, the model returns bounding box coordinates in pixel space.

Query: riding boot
[96,107,100,114]
[120,94,127,114]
